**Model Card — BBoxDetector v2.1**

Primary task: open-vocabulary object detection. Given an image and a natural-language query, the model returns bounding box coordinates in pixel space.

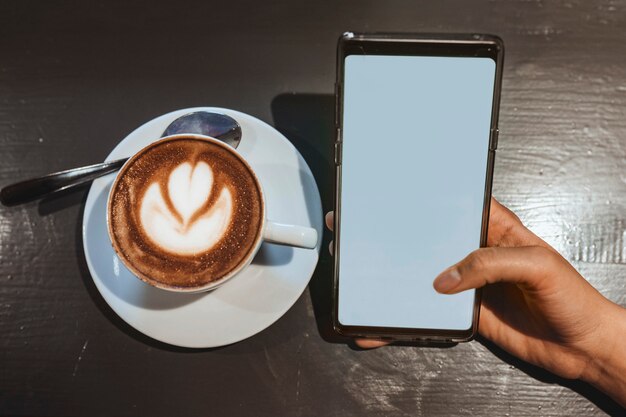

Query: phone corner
[450,329,476,343]
[338,31,356,47]
[481,34,504,49]
[340,31,355,40]
[331,314,349,337]
[466,328,479,343]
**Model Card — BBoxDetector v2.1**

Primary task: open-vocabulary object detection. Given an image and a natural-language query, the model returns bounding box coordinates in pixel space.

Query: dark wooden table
[1,1,624,416]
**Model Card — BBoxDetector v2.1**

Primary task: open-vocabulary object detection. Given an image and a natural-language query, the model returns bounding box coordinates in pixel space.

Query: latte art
[108,137,263,289]
[139,162,233,255]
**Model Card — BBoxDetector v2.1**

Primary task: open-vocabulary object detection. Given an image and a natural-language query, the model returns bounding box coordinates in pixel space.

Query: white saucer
[82,107,323,348]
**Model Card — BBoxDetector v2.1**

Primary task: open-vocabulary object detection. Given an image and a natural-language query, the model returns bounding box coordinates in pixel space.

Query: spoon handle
[0,158,128,206]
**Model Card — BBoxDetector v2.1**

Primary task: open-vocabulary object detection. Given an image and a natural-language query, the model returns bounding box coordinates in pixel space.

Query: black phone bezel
[332,32,504,343]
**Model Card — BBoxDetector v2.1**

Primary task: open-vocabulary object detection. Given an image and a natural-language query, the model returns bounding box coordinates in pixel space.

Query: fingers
[487,197,527,246]
[325,212,334,255]
[325,211,334,231]
[355,338,389,349]
[326,211,334,255]
[487,197,553,251]
[433,245,560,294]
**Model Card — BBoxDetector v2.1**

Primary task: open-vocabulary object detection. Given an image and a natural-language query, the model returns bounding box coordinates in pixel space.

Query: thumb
[433,246,558,294]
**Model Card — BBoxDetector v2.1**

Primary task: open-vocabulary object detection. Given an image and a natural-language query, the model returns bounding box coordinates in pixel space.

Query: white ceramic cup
[107,134,318,293]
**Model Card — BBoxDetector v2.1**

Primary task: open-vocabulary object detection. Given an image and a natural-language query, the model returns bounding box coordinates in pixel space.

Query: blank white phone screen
[338,54,496,330]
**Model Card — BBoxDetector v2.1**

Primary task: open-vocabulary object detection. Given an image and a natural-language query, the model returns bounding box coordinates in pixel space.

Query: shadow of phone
[271,92,344,343]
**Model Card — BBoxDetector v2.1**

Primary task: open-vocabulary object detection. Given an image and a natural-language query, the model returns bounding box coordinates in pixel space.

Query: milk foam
[139,162,233,255]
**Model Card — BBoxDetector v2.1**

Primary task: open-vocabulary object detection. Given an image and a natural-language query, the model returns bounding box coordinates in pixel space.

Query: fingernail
[433,268,462,293]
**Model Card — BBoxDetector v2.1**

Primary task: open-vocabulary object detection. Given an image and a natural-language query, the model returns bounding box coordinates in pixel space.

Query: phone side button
[334,141,342,165]
[335,83,342,126]
[335,83,340,126]
[489,128,499,150]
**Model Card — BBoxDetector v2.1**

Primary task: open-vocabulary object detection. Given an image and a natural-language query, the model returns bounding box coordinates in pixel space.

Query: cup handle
[263,221,318,249]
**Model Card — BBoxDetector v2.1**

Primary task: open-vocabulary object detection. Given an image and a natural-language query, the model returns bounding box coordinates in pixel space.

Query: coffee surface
[109,137,263,288]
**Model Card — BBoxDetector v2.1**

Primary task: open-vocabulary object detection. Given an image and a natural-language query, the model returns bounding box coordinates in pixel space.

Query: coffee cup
[107,133,318,293]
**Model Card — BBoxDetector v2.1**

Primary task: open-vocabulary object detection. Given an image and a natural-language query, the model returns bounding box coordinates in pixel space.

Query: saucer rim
[81,107,322,348]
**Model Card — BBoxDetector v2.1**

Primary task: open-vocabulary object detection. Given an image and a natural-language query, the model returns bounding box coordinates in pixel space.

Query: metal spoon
[0,112,242,206]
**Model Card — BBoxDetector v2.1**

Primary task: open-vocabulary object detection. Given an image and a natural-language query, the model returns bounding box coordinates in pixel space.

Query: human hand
[326,199,626,404]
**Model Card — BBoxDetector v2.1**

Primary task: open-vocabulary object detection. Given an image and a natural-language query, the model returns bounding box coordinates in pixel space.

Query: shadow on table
[271,92,342,342]
[479,336,625,415]
[37,184,91,216]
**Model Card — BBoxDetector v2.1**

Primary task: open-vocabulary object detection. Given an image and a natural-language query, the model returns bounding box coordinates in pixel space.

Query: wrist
[581,302,626,406]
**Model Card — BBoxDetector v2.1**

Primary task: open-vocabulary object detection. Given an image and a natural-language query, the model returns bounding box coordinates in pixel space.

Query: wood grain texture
[0,0,624,416]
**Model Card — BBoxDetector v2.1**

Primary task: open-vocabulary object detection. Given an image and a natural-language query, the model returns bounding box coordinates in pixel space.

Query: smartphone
[332,32,504,343]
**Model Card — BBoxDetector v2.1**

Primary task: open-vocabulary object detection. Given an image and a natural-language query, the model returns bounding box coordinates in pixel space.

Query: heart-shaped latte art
[139,162,233,255]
